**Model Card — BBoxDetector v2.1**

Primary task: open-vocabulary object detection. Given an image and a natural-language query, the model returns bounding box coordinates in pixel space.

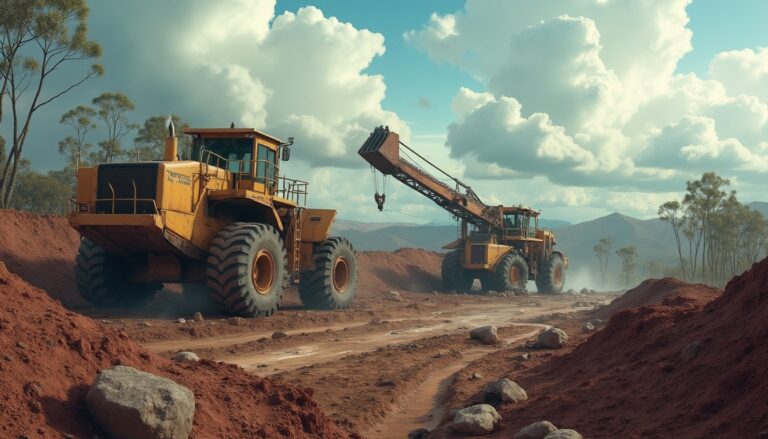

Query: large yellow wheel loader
[69,121,358,316]
[359,126,567,294]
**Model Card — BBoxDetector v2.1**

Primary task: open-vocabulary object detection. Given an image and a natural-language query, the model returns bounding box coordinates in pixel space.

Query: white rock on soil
[386,290,403,302]
[543,429,583,439]
[86,366,195,439]
[581,322,595,333]
[537,328,568,349]
[470,325,501,345]
[173,352,200,363]
[514,421,558,439]
[451,404,501,435]
[483,378,528,404]
[176,318,187,324]
[192,312,204,322]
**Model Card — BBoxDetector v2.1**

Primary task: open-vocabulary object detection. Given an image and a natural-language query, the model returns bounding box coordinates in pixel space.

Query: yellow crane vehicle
[359,126,567,294]
[69,121,357,316]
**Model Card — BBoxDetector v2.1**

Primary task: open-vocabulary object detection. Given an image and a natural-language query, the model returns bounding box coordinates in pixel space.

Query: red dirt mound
[477,260,768,439]
[594,277,721,318]
[356,248,443,295]
[0,262,355,438]
[0,210,83,307]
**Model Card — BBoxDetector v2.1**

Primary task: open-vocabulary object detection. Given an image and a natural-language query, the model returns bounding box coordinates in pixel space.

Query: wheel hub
[252,250,275,295]
[333,257,350,293]
[509,265,521,284]
[554,265,563,285]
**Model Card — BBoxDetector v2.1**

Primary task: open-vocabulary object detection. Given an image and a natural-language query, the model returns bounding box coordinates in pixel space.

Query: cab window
[256,144,276,184]
[194,137,253,173]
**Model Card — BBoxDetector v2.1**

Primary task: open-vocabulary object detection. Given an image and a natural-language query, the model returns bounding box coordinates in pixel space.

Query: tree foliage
[592,237,612,287]
[0,0,102,207]
[659,172,768,286]
[58,104,96,169]
[134,114,191,160]
[615,245,638,287]
[92,92,137,162]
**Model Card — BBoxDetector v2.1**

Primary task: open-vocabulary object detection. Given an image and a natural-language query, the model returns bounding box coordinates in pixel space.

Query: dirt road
[127,293,602,435]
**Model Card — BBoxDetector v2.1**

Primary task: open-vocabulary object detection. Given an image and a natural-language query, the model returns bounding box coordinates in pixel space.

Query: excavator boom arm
[358,126,503,229]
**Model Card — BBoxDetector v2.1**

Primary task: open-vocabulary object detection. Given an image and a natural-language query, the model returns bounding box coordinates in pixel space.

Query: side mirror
[281,147,291,161]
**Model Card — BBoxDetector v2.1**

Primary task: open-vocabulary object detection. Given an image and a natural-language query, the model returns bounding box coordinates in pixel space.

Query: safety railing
[199,148,308,205]
[502,227,538,240]
[70,179,160,215]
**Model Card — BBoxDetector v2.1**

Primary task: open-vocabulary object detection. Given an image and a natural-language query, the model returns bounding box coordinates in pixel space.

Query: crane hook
[374,193,386,211]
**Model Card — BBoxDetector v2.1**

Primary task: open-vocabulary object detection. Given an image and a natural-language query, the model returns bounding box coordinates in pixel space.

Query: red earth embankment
[480,262,768,438]
[0,261,356,438]
[356,248,443,295]
[594,277,722,319]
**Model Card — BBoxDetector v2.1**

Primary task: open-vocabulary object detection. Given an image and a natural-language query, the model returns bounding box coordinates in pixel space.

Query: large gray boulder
[87,366,195,439]
[483,378,527,404]
[173,351,200,363]
[451,404,501,435]
[514,421,558,439]
[470,325,501,345]
[537,328,568,349]
[544,429,583,439]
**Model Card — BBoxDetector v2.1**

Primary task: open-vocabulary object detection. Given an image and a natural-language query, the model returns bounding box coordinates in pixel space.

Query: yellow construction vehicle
[359,126,567,293]
[69,121,357,316]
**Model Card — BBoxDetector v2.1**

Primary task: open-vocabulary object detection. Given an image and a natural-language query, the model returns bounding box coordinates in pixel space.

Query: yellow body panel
[301,209,336,243]
[463,243,513,270]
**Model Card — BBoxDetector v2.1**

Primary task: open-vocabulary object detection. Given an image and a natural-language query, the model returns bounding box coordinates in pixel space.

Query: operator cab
[502,206,539,239]
[184,128,288,194]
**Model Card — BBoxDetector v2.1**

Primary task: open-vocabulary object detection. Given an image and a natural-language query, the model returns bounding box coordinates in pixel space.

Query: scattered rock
[543,429,583,439]
[537,328,568,349]
[173,352,200,363]
[581,322,595,333]
[518,353,531,361]
[24,381,43,399]
[3,354,13,361]
[192,312,204,322]
[579,288,589,295]
[681,340,703,361]
[590,318,603,327]
[451,404,501,435]
[86,366,195,439]
[470,325,501,345]
[227,317,245,326]
[15,341,27,350]
[408,428,430,439]
[514,420,558,439]
[377,378,396,387]
[140,321,151,327]
[470,372,483,381]
[565,289,577,295]
[176,318,187,324]
[271,331,288,340]
[483,378,528,404]
[385,290,403,302]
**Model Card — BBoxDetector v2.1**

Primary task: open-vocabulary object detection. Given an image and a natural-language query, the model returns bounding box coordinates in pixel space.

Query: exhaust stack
[164,117,178,161]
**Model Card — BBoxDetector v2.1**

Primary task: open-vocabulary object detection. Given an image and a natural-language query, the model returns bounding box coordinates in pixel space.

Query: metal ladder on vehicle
[290,207,303,282]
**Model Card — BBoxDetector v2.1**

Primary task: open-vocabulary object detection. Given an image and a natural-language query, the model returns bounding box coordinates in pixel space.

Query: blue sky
[4,0,768,223]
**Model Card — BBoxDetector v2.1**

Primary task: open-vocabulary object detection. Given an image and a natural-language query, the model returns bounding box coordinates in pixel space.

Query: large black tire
[491,253,528,292]
[299,237,358,310]
[75,238,159,307]
[441,250,473,292]
[206,223,287,317]
[536,254,566,294]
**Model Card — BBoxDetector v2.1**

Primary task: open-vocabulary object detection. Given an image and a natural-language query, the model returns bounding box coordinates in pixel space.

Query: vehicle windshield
[193,137,253,173]
[504,213,531,232]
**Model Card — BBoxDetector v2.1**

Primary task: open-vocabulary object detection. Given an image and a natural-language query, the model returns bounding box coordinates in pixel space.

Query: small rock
[271,331,288,340]
[63,434,75,439]
[581,322,595,333]
[87,366,194,439]
[514,421,558,439]
[176,318,187,324]
[579,288,589,295]
[408,427,431,439]
[385,290,403,302]
[681,340,703,361]
[470,325,501,345]
[483,378,527,404]
[518,353,531,361]
[140,321,151,327]
[228,317,245,326]
[470,372,483,381]
[565,289,577,295]
[451,404,501,435]
[537,328,568,349]
[543,429,583,439]
[591,319,603,327]
[15,341,27,350]
[3,354,13,362]
[192,312,204,322]
[377,378,396,387]
[24,382,43,398]
[173,351,200,363]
